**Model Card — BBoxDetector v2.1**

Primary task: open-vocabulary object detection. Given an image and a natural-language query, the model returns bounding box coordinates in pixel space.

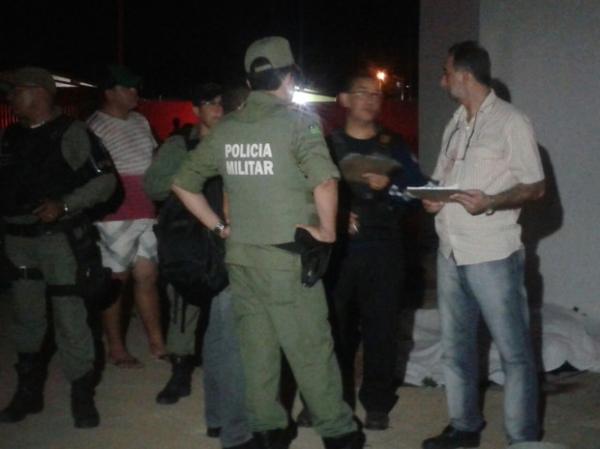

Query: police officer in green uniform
[0,67,117,428]
[144,84,225,406]
[146,84,255,449]
[172,37,364,449]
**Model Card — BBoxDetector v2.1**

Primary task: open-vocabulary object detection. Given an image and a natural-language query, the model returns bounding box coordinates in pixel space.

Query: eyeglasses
[443,113,478,161]
[348,90,383,101]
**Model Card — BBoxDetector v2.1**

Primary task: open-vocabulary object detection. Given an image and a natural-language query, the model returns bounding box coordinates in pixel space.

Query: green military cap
[99,64,142,90]
[244,36,295,74]
[0,66,57,95]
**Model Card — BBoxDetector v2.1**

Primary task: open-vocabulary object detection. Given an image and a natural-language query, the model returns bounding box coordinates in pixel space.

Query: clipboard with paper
[406,184,465,202]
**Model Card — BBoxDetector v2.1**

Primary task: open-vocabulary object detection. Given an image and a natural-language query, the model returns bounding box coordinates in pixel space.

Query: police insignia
[308,124,322,136]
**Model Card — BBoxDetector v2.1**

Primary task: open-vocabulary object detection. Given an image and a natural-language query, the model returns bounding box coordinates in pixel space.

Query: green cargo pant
[165,284,200,356]
[5,232,94,381]
[228,263,356,438]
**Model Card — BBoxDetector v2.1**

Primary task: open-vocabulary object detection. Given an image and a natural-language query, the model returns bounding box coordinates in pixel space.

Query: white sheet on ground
[404,303,600,386]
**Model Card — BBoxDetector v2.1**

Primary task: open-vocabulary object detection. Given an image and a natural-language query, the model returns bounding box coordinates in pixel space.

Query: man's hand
[450,189,493,215]
[33,199,65,223]
[296,224,335,243]
[216,224,231,239]
[362,172,390,191]
[422,199,445,214]
[293,227,333,287]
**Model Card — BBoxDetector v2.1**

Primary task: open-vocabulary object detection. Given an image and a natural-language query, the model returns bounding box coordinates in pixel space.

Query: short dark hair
[247,59,298,91]
[448,41,491,86]
[222,85,250,113]
[341,70,377,94]
[190,82,222,107]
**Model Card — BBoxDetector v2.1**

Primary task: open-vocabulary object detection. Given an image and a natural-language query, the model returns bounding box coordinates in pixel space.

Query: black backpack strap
[328,128,348,164]
[170,124,199,151]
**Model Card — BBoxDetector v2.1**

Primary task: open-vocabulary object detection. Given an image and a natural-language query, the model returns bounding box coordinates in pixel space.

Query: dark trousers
[332,240,404,414]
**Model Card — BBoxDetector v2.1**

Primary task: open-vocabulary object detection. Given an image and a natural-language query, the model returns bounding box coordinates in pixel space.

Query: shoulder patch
[308,123,322,136]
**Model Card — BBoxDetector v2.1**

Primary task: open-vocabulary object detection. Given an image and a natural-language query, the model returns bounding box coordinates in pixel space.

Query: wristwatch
[485,196,496,216]
[212,221,226,235]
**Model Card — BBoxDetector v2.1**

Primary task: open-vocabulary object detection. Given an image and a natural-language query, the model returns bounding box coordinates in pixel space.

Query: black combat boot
[253,421,298,449]
[422,425,481,449]
[364,411,389,430]
[71,370,100,428]
[156,355,194,405]
[323,430,366,449]
[0,353,46,423]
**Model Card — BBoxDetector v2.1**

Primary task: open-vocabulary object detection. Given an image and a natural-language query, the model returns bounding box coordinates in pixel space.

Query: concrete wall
[418,0,480,173]
[420,1,600,321]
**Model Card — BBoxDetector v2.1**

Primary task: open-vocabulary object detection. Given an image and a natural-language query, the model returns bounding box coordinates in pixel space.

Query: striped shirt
[432,90,544,265]
[87,110,156,175]
[87,110,157,221]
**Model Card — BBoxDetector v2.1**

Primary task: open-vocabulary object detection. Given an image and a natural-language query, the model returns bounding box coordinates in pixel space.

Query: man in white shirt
[421,41,545,449]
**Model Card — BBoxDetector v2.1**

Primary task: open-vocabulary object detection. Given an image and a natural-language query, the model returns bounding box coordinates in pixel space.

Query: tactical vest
[329,128,405,240]
[0,115,86,216]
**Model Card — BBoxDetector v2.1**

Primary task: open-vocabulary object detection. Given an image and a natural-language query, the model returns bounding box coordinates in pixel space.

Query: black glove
[294,227,332,287]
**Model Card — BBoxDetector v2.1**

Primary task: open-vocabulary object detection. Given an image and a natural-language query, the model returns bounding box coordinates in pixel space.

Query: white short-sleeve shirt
[432,90,544,265]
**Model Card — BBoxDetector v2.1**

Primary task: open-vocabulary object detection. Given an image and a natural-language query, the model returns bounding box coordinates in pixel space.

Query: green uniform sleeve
[172,133,220,193]
[60,121,117,213]
[292,112,340,189]
[143,135,188,201]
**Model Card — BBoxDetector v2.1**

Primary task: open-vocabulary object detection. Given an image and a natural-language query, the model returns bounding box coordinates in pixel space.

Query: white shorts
[96,219,158,273]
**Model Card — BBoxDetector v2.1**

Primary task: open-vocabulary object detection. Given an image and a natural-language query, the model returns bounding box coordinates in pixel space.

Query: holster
[277,228,333,287]
[62,218,115,311]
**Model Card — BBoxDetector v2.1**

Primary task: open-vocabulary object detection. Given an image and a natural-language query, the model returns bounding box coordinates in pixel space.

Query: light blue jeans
[437,249,539,444]
[203,287,252,448]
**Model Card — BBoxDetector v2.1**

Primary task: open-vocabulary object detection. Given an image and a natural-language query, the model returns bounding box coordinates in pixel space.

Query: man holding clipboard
[421,42,545,449]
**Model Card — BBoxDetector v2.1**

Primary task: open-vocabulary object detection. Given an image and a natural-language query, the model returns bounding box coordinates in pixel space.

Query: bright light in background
[55,82,77,88]
[292,87,336,105]
[376,70,387,82]
[292,90,310,105]
[51,74,97,89]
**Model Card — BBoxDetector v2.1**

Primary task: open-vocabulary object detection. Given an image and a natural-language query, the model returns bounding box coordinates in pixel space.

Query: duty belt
[16,266,44,280]
[4,215,87,237]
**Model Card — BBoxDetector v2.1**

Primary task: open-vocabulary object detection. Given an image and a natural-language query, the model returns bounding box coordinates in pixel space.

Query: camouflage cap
[244,36,295,74]
[0,66,56,95]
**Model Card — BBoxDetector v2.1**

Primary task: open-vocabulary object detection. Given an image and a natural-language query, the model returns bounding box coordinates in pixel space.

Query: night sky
[1,1,419,98]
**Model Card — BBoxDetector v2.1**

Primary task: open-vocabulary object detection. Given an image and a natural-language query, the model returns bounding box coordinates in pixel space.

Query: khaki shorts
[96,219,157,273]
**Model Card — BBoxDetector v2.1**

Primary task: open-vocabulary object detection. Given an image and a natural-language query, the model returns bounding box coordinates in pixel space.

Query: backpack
[153,128,227,307]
